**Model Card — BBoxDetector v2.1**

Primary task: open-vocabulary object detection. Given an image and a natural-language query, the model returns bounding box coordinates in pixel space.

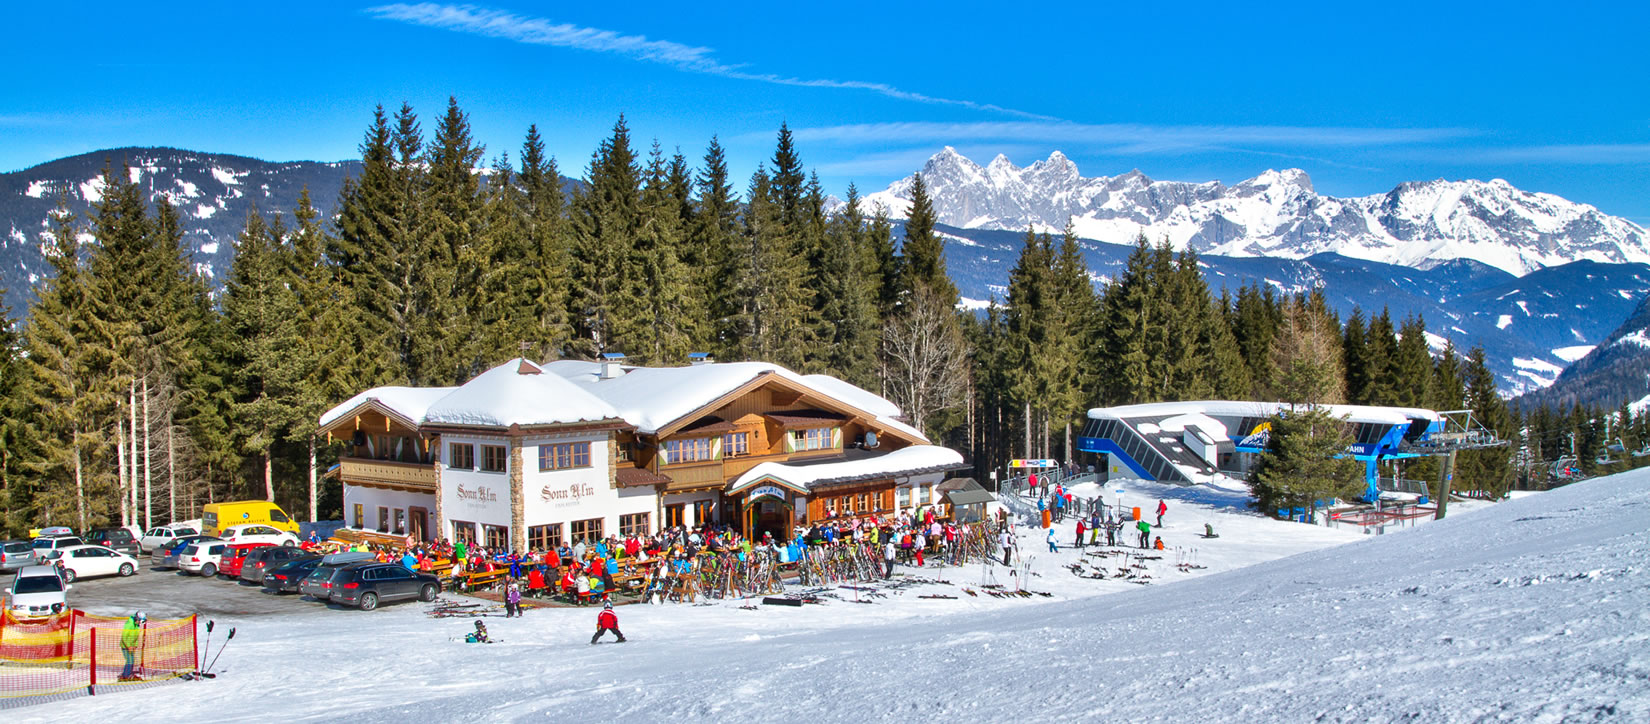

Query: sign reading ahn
[748,484,789,502]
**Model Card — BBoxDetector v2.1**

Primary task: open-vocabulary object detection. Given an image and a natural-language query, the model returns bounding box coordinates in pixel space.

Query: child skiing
[119,611,145,681]
[466,620,491,643]
[1046,526,1058,553]
[504,581,523,618]
[591,601,625,644]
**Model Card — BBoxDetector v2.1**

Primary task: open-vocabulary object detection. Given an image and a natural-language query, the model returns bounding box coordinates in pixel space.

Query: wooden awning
[616,467,673,488]
[676,415,738,436]
[763,410,848,429]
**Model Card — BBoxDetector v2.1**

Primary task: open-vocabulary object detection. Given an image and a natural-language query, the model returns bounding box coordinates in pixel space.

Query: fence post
[87,627,97,696]
[140,620,148,679]
[191,615,200,672]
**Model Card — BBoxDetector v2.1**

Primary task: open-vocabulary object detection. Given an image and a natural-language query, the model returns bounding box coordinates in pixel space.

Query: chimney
[688,352,713,366]
[600,352,627,379]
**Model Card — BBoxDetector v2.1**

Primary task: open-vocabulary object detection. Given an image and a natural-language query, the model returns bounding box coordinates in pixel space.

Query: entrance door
[409,507,428,541]
[744,497,792,542]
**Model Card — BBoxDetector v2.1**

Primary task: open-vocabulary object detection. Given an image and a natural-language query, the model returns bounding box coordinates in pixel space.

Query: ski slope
[41,472,1649,722]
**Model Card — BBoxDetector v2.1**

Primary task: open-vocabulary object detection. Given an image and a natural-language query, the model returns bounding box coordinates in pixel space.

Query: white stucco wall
[342,483,436,538]
[522,432,654,539]
[439,433,515,540]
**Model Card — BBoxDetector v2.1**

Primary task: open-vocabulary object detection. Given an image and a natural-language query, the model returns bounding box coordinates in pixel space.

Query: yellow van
[202,501,300,537]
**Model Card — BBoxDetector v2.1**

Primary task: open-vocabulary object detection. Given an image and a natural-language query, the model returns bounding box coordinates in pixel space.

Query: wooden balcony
[660,460,724,493]
[721,452,788,481]
[340,458,439,493]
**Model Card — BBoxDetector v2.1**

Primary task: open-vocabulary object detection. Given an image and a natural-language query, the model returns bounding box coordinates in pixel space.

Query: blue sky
[4,2,1648,221]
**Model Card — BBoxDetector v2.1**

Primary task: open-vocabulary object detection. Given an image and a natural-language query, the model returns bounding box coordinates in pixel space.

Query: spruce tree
[330,105,411,387]
[1392,315,1433,408]
[897,173,956,304]
[416,96,485,384]
[1456,346,1515,498]
[224,210,309,502]
[1248,404,1364,515]
[1362,309,1398,405]
[569,115,643,356]
[817,183,881,388]
[627,141,694,364]
[693,137,739,359]
[518,125,573,359]
[1342,308,1369,404]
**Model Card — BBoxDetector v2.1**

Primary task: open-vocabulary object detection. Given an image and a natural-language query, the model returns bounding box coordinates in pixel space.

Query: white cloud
[366,4,1054,120]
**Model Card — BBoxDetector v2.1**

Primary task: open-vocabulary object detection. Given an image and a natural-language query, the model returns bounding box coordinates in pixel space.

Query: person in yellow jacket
[120,611,145,681]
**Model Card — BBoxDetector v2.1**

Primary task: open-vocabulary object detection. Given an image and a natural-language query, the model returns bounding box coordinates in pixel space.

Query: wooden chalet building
[318,356,967,551]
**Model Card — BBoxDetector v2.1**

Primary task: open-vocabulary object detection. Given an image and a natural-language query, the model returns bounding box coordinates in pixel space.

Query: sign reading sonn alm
[455,485,498,504]
[540,482,597,508]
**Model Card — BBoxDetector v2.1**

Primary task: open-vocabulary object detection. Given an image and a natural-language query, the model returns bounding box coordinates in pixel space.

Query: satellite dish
[864,432,879,449]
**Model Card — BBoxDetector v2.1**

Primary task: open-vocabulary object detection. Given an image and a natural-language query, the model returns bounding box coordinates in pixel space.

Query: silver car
[6,565,70,619]
[1,540,34,572]
[31,536,83,564]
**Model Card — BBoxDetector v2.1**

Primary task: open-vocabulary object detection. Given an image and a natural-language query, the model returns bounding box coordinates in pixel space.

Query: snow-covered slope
[864,148,1650,277]
[44,471,1650,722]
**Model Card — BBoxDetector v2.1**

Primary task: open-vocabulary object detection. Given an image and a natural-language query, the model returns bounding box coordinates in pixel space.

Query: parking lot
[4,559,338,620]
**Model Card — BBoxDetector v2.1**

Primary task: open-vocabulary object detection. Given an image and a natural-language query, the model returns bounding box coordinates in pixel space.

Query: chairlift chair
[1595,447,1616,466]
[1633,444,1650,459]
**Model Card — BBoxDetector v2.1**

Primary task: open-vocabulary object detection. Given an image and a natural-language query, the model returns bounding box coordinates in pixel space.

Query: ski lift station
[1077,401,1504,501]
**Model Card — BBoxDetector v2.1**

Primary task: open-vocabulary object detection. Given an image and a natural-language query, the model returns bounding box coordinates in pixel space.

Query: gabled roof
[543,359,927,443]
[319,386,456,431]
[424,359,622,429]
[728,445,966,493]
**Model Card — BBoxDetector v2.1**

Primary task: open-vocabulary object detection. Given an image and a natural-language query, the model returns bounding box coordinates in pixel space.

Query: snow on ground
[39,473,1650,722]
[1552,344,1597,362]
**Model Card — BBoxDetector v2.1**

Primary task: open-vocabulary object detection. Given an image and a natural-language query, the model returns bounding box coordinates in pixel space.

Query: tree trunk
[129,382,138,525]
[167,419,176,524]
[264,450,275,503]
[143,376,152,530]
[72,425,86,533]
[308,436,318,522]
[116,419,128,527]
[1065,421,1073,467]
[1023,401,1031,460]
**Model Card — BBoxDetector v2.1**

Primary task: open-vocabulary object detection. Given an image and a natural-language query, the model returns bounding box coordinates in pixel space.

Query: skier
[467,620,491,643]
[1074,518,1086,549]
[998,528,1014,567]
[883,538,897,579]
[591,601,626,644]
[1046,526,1058,553]
[504,581,523,618]
[1156,499,1168,528]
[1137,519,1152,549]
[1154,536,1165,551]
[119,611,145,681]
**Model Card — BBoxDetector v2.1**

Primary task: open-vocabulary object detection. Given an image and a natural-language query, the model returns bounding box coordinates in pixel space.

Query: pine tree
[627,141,694,364]
[693,137,740,359]
[1362,309,1398,405]
[1342,308,1369,404]
[569,115,643,356]
[469,154,538,367]
[285,188,336,520]
[1248,404,1364,515]
[416,96,485,384]
[817,183,881,388]
[1392,315,1433,408]
[1456,346,1515,498]
[224,210,309,503]
[1231,283,1282,398]
[518,125,573,359]
[723,168,808,367]
[1270,291,1345,405]
[896,173,956,304]
[330,105,411,387]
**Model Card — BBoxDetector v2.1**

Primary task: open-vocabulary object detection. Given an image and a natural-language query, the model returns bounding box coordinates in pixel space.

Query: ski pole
[200,620,215,670]
[204,627,236,676]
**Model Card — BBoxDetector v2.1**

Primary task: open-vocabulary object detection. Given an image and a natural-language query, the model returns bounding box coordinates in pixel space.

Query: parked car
[238,547,316,584]
[217,543,275,579]
[261,556,324,594]
[44,545,140,583]
[139,524,200,554]
[220,524,300,548]
[328,562,441,610]
[5,566,69,619]
[297,553,377,601]
[2,540,36,572]
[84,527,140,556]
[31,535,84,564]
[152,535,217,570]
[177,540,232,577]
[29,526,74,539]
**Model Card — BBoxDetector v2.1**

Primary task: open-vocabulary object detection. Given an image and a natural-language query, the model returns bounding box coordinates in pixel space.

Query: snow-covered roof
[319,386,456,430]
[423,359,621,428]
[543,359,927,442]
[1089,400,1440,426]
[729,445,965,492]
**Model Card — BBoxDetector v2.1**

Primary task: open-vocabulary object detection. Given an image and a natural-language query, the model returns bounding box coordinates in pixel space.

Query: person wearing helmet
[466,620,490,644]
[591,599,624,644]
[120,612,146,681]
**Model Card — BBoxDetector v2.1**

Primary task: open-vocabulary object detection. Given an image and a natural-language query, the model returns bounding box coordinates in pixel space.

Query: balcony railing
[340,458,439,492]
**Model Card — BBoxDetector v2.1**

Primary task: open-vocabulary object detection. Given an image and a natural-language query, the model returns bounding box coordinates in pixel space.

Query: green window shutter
[831,428,843,450]
[712,436,723,461]
[784,432,796,453]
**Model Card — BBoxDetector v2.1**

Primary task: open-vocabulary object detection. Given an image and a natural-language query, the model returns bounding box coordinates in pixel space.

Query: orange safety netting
[0,610,197,704]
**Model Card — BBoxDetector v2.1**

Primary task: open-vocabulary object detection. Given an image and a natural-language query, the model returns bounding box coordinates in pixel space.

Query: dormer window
[791,427,833,451]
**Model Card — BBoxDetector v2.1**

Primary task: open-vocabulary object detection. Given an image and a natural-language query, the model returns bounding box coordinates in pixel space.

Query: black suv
[85,528,139,556]
[262,557,324,594]
[327,563,441,611]
[237,547,316,584]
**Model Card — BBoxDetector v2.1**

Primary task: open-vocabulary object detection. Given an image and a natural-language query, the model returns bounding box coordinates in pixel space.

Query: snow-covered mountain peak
[860,148,1650,277]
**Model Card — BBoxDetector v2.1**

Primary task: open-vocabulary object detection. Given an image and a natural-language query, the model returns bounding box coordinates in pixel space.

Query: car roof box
[321,551,375,565]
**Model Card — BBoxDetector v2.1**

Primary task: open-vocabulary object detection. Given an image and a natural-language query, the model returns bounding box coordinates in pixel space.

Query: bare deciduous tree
[883,285,969,439]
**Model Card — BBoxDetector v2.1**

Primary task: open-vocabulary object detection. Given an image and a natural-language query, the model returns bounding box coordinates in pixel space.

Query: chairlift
[1634,444,1650,459]
[1550,456,1581,480]
[1594,444,1619,467]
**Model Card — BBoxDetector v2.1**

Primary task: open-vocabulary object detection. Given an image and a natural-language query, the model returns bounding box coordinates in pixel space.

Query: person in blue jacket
[400,550,418,571]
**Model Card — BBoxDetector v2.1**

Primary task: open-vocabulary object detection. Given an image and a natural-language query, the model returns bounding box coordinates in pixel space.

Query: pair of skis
[184,620,235,680]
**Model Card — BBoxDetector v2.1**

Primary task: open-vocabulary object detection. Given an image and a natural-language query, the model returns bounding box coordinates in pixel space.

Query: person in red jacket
[1156,499,1168,527]
[591,600,626,644]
